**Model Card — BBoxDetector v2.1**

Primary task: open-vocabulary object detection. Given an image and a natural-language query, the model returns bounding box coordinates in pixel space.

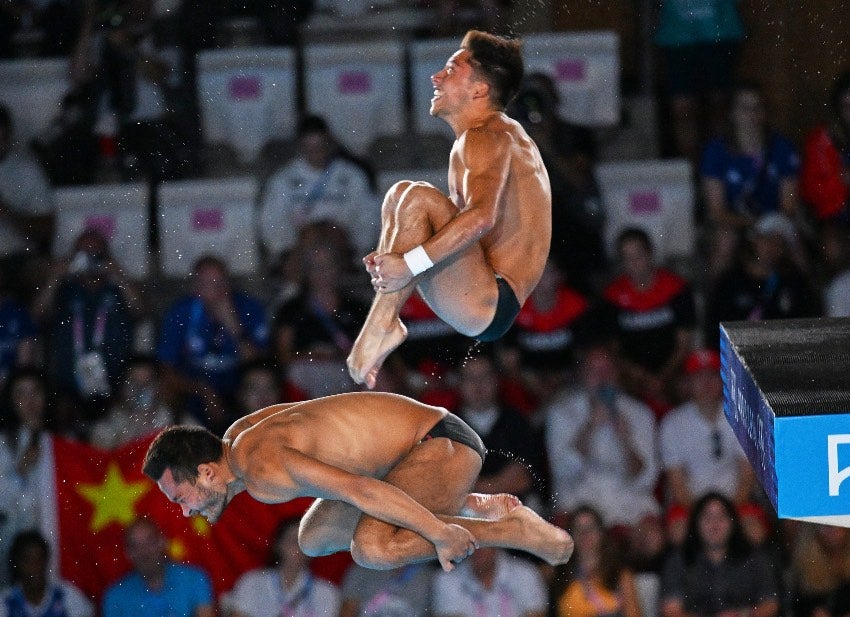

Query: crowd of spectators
[1,0,850,615]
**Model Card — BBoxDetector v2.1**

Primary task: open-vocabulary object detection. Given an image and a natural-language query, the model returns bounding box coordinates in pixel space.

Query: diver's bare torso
[447,113,551,304]
[225,393,447,502]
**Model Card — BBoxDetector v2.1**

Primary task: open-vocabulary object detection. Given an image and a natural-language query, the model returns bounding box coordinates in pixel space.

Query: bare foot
[461,493,522,520]
[347,318,407,389]
[506,506,574,566]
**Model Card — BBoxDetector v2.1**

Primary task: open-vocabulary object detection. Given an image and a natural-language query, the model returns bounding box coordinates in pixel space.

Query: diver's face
[158,467,228,523]
[430,49,478,118]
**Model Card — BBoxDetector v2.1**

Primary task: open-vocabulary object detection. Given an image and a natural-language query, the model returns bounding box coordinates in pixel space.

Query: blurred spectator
[544,344,659,527]
[627,513,670,576]
[234,360,305,418]
[602,227,696,412]
[259,114,379,266]
[704,213,821,346]
[0,270,37,387]
[737,502,782,581]
[30,84,100,187]
[659,349,754,508]
[340,563,433,617]
[230,517,340,617]
[156,254,269,429]
[824,228,850,317]
[507,73,606,290]
[456,352,546,510]
[789,524,850,617]
[660,492,780,617]
[626,513,670,617]
[89,355,183,450]
[550,505,642,617]
[433,547,547,617]
[264,220,355,317]
[395,292,469,385]
[7,0,82,57]
[700,82,801,279]
[0,369,54,586]
[31,228,140,423]
[0,530,93,617]
[72,0,192,182]
[800,70,850,227]
[502,258,592,404]
[273,239,367,398]
[653,0,745,163]
[664,505,690,551]
[737,502,772,550]
[0,104,54,298]
[102,517,215,617]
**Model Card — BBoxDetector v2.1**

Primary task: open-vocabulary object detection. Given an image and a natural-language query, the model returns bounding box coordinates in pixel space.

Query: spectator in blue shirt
[700,81,801,278]
[157,254,268,431]
[0,272,37,387]
[102,518,215,617]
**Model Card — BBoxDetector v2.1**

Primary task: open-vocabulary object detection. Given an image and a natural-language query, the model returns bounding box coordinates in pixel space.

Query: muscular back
[448,113,552,303]
[231,392,446,481]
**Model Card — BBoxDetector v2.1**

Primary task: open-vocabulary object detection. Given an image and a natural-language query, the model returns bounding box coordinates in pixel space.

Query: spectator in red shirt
[601,228,696,413]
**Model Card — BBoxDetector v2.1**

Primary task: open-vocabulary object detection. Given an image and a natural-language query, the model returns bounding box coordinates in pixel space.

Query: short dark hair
[461,30,524,109]
[269,517,302,566]
[8,529,49,583]
[616,227,654,255]
[192,253,228,276]
[297,114,329,137]
[142,425,223,483]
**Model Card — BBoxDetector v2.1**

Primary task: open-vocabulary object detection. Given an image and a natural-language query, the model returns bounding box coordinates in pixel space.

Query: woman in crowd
[660,492,780,617]
[700,82,801,279]
[551,505,642,617]
[0,367,55,581]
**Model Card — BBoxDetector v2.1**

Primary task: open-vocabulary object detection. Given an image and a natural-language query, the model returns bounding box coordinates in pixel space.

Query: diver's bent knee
[350,539,403,571]
[387,180,444,208]
[298,524,333,558]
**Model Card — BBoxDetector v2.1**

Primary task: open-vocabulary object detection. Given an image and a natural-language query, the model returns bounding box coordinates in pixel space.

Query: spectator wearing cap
[659,349,755,508]
[704,212,821,348]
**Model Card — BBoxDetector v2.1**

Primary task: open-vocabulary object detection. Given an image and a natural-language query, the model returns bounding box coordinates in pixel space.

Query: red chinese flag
[50,434,350,602]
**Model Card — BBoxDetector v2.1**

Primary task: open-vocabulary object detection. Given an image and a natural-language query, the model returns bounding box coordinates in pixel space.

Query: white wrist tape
[403,245,434,276]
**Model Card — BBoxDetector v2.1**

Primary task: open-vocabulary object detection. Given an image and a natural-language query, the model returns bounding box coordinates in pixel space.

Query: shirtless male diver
[143,392,573,572]
[346,30,552,388]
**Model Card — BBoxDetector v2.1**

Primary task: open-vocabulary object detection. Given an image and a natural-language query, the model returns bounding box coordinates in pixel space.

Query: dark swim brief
[475,275,520,343]
[421,412,487,462]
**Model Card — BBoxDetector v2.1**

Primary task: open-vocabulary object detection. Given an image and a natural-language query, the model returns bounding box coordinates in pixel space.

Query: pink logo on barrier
[192,209,224,232]
[228,76,261,100]
[629,191,661,214]
[84,215,117,240]
[338,71,372,94]
[556,58,587,81]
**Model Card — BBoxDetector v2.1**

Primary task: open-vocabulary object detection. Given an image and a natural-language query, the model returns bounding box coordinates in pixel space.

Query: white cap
[752,212,797,244]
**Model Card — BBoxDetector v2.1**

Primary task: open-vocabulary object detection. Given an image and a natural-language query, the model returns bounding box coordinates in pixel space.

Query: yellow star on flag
[76,461,150,532]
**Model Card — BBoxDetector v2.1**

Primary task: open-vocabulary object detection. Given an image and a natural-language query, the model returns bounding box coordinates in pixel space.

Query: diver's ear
[196,462,216,483]
[471,79,490,102]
